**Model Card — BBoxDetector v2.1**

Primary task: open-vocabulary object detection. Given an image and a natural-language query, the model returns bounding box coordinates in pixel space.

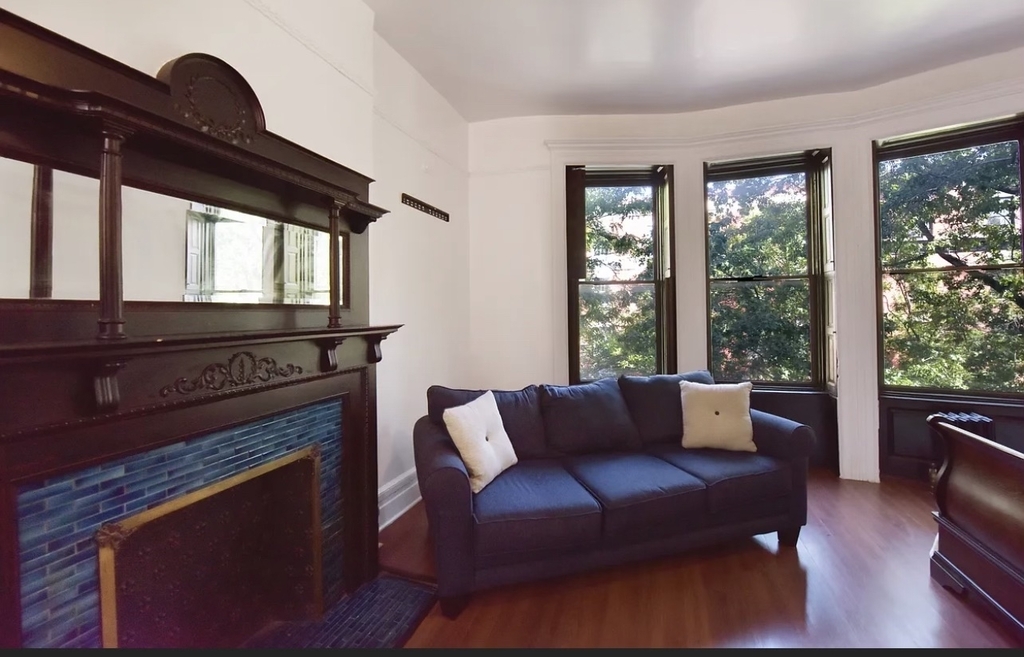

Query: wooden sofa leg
[439,594,469,619]
[778,527,801,547]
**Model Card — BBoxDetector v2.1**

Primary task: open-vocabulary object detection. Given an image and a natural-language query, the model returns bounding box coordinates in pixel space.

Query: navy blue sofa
[413,371,816,617]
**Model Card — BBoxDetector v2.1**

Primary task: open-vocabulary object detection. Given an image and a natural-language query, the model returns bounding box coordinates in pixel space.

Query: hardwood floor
[378,469,1020,648]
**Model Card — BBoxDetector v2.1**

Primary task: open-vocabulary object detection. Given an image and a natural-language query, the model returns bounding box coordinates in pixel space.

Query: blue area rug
[248,574,437,649]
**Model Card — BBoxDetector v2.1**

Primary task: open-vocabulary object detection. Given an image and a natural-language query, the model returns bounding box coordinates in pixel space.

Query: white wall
[467,46,1024,483]
[0,0,472,527]
[369,35,470,526]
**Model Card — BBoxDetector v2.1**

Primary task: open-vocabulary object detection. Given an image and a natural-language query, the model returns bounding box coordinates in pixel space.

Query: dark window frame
[873,116,1024,400]
[702,149,833,389]
[565,165,677,384]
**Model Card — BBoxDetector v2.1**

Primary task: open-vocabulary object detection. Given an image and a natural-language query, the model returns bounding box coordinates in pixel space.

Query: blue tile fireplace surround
[15,400,343,649]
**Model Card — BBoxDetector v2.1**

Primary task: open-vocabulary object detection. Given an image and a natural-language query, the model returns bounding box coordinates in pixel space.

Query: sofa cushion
[427,384,547,458]
[539,378,641,454]
[680,381,755,452]
[648,445,791,513]
[442,390,519,493]
[618,370,716,445]
[563,453,707,539]
[473,460,603,557]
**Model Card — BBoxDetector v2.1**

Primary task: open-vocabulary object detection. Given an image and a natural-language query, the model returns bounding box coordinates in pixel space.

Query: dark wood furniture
[0,9,397,648]
[927,414,1024,643]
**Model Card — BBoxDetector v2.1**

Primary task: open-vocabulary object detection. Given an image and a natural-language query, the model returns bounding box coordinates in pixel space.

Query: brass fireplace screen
[96,446,324,648]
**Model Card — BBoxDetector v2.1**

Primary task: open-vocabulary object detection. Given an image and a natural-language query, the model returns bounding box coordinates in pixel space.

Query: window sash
[566,166,676,383]
[874,118,1024,396]
[703,151,830,388]
[708,278,813,385]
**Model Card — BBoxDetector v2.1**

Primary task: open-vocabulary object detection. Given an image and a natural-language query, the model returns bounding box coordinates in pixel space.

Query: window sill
[881,387,1024,406]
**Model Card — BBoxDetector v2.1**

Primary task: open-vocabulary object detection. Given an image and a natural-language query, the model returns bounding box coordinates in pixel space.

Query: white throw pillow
[679,381,756,452]
[442,390,518,493]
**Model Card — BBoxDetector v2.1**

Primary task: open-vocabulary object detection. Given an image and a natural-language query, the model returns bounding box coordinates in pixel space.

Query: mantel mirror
[0,154,348,306]
[0,14,386,344]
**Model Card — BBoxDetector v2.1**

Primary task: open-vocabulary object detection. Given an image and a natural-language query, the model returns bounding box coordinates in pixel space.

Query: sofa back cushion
[426,385,547,458]
[617,370,716,445]
[539,378,641,454]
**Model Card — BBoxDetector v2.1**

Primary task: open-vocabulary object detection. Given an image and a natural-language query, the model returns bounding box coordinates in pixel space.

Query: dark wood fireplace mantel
[0,8,398,649]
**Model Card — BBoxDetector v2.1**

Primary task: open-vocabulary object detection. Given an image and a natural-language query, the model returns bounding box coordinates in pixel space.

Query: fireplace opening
[95,446,323,648]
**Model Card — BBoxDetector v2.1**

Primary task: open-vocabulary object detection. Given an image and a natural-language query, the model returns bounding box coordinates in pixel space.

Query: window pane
[710,279,811,382]
[882,269,1024,393]
[879,140,1022,270]
[213,213,267,302]
[584,186,654,281]
[579,283,655,380]
[706,173,808,278]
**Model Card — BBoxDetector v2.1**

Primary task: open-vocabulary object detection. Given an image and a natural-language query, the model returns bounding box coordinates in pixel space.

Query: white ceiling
[366,0,1024,122]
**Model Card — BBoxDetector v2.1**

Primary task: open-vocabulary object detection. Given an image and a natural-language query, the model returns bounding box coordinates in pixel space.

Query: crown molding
[246,0,375,97]
[545,75,1024,154]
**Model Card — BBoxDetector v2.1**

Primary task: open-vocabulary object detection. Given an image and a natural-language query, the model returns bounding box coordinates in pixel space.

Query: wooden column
[98,126,129,340]
[328,202,342,328]
[29,165,53,299]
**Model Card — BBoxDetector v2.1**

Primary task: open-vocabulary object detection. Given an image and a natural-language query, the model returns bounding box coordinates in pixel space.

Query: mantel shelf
[0,324,402,364]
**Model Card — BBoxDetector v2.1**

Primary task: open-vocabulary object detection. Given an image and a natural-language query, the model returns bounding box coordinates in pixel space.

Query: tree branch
[914,218,1024,311]
[893,276,920,341]
[934,250,1024,311]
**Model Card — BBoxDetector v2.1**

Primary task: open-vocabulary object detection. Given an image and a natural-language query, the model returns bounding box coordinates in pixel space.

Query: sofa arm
[412,415,474,597]
[751,409,816,461]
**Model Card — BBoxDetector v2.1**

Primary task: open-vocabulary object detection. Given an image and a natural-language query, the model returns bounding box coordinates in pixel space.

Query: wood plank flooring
[378,469,1020,648]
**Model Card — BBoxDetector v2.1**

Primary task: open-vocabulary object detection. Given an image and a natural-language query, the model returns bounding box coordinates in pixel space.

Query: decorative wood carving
[158,53,265,146]
[318,337,347,372]
[343,199,388,235]
[367,334,388,364]
[93,360,128,414]
[159,351,303,397]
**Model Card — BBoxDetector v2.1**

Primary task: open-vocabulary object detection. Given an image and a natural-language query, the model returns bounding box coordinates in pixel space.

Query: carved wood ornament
[159,351,303,397]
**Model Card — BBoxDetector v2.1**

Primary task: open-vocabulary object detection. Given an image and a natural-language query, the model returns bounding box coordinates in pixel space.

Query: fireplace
[0,10,399,649]
[97,446,322,648]
[15,401,343,648]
